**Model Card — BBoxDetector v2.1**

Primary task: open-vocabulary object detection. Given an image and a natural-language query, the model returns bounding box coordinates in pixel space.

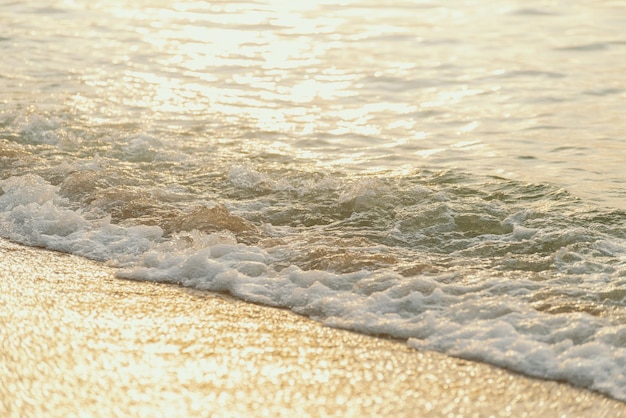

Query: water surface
[1,0,626,401]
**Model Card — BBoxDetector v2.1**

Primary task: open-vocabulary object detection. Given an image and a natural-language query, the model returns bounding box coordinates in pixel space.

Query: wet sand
[1,238,624,417]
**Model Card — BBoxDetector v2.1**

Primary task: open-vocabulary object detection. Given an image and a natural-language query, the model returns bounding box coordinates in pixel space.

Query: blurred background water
[1,0,626,401]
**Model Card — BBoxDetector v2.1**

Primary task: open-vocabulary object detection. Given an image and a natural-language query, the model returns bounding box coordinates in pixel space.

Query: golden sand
[1,238,624,417]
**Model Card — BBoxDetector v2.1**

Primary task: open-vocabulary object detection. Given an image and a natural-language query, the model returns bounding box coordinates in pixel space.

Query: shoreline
[1,238,624,417]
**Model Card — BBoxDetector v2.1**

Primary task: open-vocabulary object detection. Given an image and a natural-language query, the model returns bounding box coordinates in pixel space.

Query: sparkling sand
[1,238,624,417]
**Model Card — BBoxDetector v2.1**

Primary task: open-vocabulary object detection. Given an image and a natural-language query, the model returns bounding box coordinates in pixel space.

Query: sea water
[1,0,625,402]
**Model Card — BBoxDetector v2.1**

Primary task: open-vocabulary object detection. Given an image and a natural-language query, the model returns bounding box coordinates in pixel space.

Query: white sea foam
[1,173,626,401]
[0,175,162,262]
[120,231,626,400]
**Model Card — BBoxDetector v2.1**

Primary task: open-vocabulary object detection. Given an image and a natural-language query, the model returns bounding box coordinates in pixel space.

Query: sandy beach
[1,237,624,417]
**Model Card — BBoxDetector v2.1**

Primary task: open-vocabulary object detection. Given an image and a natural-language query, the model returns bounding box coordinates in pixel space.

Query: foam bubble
[0,174,60,209]
[2,173,626,401]
[0,174,162,261]
[20,113,60,145]
[112,224,626,400]
[228,165,275,193]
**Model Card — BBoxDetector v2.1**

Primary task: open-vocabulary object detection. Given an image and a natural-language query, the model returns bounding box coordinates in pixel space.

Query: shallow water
[1,0,626,401]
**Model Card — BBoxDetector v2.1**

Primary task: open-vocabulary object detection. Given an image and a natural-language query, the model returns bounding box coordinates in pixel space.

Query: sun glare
[105,1,352,133]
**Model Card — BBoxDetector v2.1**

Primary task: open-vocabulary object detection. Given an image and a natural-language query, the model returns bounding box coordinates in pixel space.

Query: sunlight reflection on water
[3,0,626,206]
